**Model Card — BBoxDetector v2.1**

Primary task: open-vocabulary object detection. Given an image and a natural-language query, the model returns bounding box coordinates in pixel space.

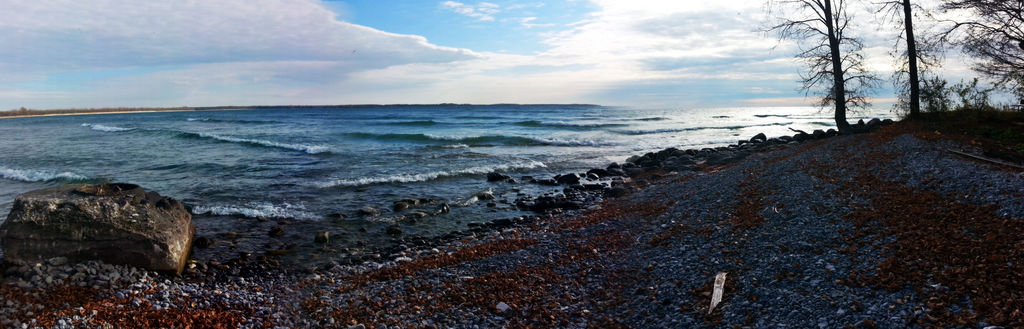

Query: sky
[0,0,976,110]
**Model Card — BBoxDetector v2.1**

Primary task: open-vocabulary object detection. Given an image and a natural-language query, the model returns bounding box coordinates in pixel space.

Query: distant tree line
[766,0,1024,132]
[0,107,199,117]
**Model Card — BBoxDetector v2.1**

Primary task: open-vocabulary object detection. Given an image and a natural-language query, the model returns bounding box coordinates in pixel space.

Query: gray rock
[476,191,495,201]
[606,168,627,177]
[536,178,559,186]
[607,187,629,197]
[555,173,581,185]
[0,183,194,274]
[407,211,430,219]
[393,201,410,212]
[486,172,511,182]
[314,232,330,244]
[358,207,380,217]
[587,168,611,178]
[193,236,213,248]
[750,133,767,143]
[47,256,68,267]
[624,168,645,177]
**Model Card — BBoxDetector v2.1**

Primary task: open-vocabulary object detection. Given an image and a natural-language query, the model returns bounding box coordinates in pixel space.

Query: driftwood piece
[788,127,809,135]
[946,149,1024,170]
[709,272,727,315]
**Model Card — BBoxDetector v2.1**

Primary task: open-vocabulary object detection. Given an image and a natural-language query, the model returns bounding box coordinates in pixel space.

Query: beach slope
[1,123,1022,328]
[290,123,1023,328]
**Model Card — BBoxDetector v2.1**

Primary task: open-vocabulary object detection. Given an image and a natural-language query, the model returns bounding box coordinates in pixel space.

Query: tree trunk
[904,0,921,118]
[823,0,851,132]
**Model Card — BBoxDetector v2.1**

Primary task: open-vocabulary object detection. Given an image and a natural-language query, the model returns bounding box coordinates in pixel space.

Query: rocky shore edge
[7,116,1021,329]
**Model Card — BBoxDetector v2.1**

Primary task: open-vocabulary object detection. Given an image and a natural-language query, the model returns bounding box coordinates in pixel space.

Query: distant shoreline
[0,109,200,120]
[0,103,603,120]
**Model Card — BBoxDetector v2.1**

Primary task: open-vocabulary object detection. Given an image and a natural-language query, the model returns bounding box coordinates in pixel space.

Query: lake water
[0,105,892,265]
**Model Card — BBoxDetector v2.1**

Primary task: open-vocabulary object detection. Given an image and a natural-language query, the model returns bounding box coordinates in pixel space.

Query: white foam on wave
[316,160,547,188]
[0,166,87,182]
[196,132,329,154]
[82,123,134,132]
[192,202,320,220]
[537,138,616,147]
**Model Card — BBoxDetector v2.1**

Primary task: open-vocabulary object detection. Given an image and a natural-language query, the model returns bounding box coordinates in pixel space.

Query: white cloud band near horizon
[0,0,987,110]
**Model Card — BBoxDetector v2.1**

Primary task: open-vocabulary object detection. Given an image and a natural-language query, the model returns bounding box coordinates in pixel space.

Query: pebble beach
[2,120,1023,328]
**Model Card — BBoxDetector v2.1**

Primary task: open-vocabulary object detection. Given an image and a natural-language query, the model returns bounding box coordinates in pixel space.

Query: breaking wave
[511,120,628,130]
[382,120,441,126]
[186,118,281,124]
[192,202,320,220]
[634,117,670,121]
[614,122,794,135]
[176,132,329,154]
[0,166,88,182]
[341,132,613,147]
[82,123,134,132]
[316,160,547,188]
[453,115,504,120]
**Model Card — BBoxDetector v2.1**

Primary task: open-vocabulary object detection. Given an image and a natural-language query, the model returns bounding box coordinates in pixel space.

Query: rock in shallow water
[0,183,194,274]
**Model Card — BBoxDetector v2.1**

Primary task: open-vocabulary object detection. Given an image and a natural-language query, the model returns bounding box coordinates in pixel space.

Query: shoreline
[0,109,201,120]
[1,119,1023,328]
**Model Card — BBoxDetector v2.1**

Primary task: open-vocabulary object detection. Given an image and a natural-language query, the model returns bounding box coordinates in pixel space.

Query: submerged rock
[476,191,495,201]
[359,207,380,217]
[0,183,194,273]
[486,172,512,182]
[314,231,330,244]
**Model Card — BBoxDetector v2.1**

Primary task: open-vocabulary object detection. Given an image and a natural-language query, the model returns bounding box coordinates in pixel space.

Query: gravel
[2,124,1021,328]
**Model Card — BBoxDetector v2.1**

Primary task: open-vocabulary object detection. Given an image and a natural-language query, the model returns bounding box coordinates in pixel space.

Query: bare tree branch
[766,0,878,132]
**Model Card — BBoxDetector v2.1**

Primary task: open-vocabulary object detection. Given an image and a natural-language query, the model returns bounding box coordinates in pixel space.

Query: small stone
[268,226,285,237]
[193,236,213,248]
[486,172,511,182]
[358,207,380,216]
[48,257,68,267]
[496,302,511,312]
[314,232,330,244]
[476,191,495,201]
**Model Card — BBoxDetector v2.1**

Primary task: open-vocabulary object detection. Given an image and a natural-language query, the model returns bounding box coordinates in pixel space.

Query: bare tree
[768,0,880,132]
[877,0,946,117]
[940,0,1024,89]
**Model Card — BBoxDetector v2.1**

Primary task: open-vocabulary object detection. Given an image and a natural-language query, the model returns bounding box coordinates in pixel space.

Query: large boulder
[0,183,194,273]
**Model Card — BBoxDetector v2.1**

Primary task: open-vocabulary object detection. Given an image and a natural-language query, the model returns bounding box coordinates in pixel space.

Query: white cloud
[520,17,556,29]
[441,1,501,22]
[0,0,986,109]
[0,0,477,72]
